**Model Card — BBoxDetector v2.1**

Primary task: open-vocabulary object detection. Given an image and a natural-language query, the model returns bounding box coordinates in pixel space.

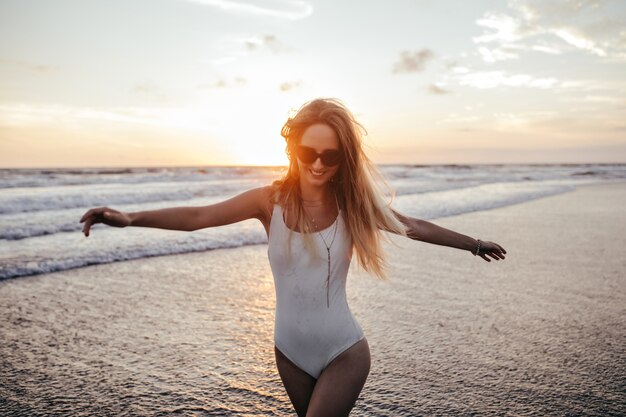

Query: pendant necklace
[304,198,339,308]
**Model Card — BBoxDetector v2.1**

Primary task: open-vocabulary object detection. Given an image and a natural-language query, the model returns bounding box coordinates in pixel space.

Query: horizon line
[2,161,626,170]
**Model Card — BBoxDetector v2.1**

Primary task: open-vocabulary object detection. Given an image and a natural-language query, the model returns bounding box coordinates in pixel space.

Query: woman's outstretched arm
[80,186,272,237]
[392,210,507,262]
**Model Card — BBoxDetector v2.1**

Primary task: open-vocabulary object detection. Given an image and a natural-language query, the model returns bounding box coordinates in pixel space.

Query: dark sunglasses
[295,145,342,166]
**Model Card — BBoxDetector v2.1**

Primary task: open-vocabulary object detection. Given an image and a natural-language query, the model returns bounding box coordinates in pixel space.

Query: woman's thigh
[305,338,371,417]
[275,346,317,417]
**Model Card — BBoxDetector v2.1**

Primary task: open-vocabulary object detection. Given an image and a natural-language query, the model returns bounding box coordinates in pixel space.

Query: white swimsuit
[268,204,365,379]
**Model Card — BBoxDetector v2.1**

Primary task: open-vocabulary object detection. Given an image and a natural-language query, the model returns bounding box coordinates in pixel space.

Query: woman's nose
[311,157,325,169]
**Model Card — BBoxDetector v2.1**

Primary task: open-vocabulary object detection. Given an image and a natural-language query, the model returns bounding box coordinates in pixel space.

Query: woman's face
[296,123,341,188]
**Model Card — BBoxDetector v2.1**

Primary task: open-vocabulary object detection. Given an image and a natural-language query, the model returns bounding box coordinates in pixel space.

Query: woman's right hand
[79,207,131,237]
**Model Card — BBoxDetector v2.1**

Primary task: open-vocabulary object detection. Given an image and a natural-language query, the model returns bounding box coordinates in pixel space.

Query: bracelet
[473,239,482,256]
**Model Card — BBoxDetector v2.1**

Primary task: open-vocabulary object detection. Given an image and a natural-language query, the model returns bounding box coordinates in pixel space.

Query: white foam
[1,164,625,280]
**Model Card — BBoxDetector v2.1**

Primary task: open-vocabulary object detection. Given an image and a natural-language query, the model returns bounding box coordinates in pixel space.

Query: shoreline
[3,179,626,282]
[1,180,625,415]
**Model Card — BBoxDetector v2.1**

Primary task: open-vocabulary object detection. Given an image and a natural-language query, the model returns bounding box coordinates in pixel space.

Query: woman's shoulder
[253,185,278,222]
[257,184,280,204]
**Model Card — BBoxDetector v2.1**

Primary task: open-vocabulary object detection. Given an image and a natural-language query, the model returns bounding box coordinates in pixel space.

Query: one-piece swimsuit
[268,204,365,379]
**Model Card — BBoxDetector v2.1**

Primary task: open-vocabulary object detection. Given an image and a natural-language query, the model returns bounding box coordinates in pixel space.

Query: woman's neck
[299,179,333,203]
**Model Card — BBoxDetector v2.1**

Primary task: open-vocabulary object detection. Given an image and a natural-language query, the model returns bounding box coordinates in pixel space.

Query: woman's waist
[274,307,362,338]
[274,282,349,308]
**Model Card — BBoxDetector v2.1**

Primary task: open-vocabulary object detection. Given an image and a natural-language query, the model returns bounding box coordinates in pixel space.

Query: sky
[1,0,625,167]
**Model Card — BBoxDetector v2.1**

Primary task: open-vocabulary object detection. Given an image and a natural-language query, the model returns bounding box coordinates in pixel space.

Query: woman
[80,98,506,417]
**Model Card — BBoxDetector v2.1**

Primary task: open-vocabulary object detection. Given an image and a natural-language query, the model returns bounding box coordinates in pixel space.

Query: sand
[1,181,625,416]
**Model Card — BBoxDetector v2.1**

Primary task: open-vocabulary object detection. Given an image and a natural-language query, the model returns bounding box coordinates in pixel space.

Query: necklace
[301,197,331,207]
[303,199,339,308]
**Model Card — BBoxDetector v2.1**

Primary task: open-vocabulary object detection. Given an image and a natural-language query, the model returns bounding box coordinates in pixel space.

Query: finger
[489,251,503,260]
[487,252,501,260]
[498,244,506,254]
[81,207,105,223]
[480,254,491,262]
[83,218,93,237]
[80,209,93,223]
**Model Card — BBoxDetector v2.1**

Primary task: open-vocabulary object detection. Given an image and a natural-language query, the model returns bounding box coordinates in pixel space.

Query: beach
[1,181,625,416]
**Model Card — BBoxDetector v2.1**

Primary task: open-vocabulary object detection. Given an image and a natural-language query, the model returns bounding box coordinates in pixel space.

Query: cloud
[455,71,558,89]
[530,44,562,54]
[428,84,452,95]
[210,56,238,65]
[474,12,526,44]
[0,59,53,73]
[581,95,626,104]
[438,110,565,131]
[0,103,218,132]
[209,34,290,67]
[244,35,289,53]
[131,82,170,102]
[132,82,160,94]
[557,78,626,92]
[197,77,248,89]
[438,114,483,125]
[437,61,626,93]
[279,81,302,92]
[392,49,434,73]
[182,0,313,20]
[552,27,607,56]
[451,66,470,74]
[473,0,626,60]
[0,103,154,127]
[477,46,520,63]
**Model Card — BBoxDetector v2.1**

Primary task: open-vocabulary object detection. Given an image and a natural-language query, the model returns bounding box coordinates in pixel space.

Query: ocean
[1,166,625,416]
[1,163,625,280]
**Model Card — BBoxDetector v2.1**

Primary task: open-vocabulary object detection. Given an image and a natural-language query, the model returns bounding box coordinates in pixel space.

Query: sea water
[1,165,625,416]
[1,163,625,280]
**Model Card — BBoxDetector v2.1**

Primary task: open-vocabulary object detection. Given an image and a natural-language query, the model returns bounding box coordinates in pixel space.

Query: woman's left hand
[475,240,507,262]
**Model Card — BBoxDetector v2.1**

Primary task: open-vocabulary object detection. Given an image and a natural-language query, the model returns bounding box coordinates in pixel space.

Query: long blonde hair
[271,98,407,279]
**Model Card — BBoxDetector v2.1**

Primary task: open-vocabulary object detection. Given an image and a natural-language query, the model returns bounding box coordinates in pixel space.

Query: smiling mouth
[309,169,326,177]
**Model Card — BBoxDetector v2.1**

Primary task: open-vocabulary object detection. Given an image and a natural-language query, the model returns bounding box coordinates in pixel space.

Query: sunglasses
[295,145,342,166]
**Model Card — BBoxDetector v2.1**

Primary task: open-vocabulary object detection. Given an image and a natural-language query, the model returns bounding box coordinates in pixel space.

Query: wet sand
[1,181,625,416]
